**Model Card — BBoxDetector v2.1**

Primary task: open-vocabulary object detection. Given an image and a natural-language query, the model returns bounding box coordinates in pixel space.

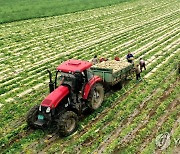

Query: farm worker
[139,58,146,72]
[126,51,134,63]
[99,57,108,62]
[114,56,120,61]
[73,71,84,103]
[135,64,141,81]
[99,58,104,62]
[92,55,98,65]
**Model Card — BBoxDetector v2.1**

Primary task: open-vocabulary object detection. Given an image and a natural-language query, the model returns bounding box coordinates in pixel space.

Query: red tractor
[26,59,104,136]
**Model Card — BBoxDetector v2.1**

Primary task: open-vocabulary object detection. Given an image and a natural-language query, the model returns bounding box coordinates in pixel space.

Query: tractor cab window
[57,72,75,87]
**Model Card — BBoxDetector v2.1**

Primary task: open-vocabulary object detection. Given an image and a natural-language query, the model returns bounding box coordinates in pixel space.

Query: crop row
[0,29,179,154]
[1,10,179,102]
[0,15,179,138]
[104,73,179,154]
[28,36,179,152]
[1,9,179,68]
[0,49,173,153]
[0,2,179,79]
[0,0,171,58]
[1,45,179,153]
[0,0,179,153]
[0,0,172,48]
[0,13,179,153]
[0,11,178,82]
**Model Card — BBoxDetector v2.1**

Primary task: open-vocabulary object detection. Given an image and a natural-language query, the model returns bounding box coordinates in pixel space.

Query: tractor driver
[72,70,84,103]
[74,70,84,93]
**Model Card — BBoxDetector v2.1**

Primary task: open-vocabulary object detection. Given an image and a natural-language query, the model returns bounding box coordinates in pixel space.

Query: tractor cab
[48,59,92,93]
[55,59,92,91]
[57,59,92,73]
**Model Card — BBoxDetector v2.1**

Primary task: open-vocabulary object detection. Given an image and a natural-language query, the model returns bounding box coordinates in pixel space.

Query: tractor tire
[26,105,39,128]
[57,111,78,137]
[88,83,104,110]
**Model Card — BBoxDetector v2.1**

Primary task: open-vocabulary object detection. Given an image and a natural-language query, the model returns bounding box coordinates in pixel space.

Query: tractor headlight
[39,105,42,111]
[46,107,51,113]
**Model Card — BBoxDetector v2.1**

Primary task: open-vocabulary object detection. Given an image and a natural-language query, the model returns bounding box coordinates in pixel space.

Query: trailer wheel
[26,105,39,128]
[113,81,122,90]
[57,111,78,137]
[88,83,104,110]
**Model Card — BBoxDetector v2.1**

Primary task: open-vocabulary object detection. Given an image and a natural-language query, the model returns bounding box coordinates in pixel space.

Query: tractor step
[34,120,45,127]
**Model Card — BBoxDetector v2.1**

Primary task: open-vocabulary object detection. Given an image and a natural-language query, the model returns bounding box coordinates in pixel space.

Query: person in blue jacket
[126,51,134,63]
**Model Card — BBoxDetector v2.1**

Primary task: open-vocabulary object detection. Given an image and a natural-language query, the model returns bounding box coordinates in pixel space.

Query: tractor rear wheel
[57,111,78,137]
[88,83,104,110]
[26,105,39,128]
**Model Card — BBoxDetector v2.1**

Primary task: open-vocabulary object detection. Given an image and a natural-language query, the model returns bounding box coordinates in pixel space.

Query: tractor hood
[41,86,69,108]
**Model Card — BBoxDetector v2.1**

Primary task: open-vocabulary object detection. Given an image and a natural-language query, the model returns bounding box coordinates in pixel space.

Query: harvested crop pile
[93,60,131,72]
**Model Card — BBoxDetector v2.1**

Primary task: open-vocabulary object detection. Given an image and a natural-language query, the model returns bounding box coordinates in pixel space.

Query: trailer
[91,60,134,86]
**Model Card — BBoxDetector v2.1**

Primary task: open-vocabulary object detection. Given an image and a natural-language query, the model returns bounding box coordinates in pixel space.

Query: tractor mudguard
[41,85,69,108]
[83,76,102,99]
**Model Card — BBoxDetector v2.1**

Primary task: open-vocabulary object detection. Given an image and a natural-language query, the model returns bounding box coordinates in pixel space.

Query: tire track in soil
[154,116,180,154]
[94,71,178,154]
[137,77,179,153]
[94,89,162,154]
[169,117,180,138]
[0,127,33,153]
[112,92,180,154]
[155,102,180,154]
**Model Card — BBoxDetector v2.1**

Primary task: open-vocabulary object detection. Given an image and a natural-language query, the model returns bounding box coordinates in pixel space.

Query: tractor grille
[39,106,52,121]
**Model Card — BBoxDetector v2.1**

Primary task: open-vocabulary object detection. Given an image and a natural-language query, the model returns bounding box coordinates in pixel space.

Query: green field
[0,0,130,23]
[0,0,179,153]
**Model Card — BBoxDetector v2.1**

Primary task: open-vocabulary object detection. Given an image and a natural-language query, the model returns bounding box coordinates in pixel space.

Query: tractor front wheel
[57,111,78,137]
[26,105,39,128]
[88,83,104,110]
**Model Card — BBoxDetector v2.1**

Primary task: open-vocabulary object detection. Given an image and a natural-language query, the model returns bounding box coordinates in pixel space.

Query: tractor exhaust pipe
[47,70,54,93]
